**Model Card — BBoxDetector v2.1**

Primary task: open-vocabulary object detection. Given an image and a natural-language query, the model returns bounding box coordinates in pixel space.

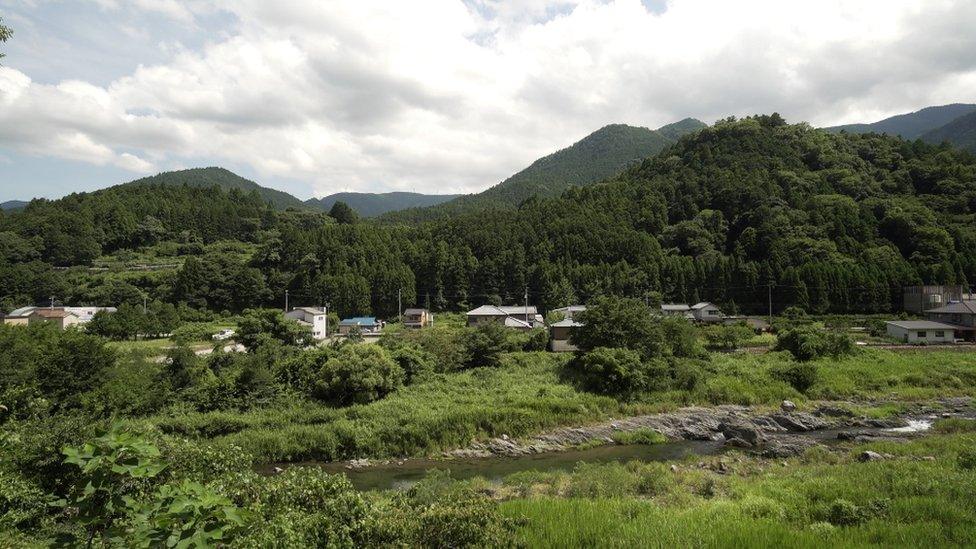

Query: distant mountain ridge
[922,110,976,154]
[825,103,976,139]
[306,192,460,218]
[123,167,307,210]
[380,118,707,223]
[1,200,27,211]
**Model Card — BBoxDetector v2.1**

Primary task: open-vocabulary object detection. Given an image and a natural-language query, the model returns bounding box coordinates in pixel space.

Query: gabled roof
[503,316,534,328]
[403,308,428,315]
[466,305,538,316]
[925,301,976,315]
[661,304,690,311]
[552,305,586,314]
[886,320,960,330]
[293,307,326,315]
[691,302,715,310]
[339,316,379,326]
[9,306,37,316]
[549,318,583,328]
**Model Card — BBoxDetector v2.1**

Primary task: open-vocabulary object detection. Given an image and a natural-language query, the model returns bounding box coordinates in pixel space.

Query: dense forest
[2,116,975,318]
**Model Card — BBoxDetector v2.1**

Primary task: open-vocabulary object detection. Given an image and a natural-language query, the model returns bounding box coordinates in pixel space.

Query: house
[402,308,432,329]
[284,307,329,340]
[690,302,724,323]
[6,306,116,325]
[549,317,583,352]
[338,317,382,335]
[660,302,724,323]
[924,300,976,341]
[28,308,80,330]
[903,285,968,314]
[551,305,586,320]
[660,304,692,318]
[0,312,30,326]
[466,305,545,330]
[885,320,959,344]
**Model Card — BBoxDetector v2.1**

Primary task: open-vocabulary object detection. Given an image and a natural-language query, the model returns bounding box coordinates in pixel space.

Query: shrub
[573,297,664,359]
[312,345,405,406]
[569,347,668,398]
[464,322,517,368]
[703,324,755,351]
[775,327,855,361]
[0,469,51,530]
[390,345,434,384]
[959,450,976,470]
[771,361,819,393]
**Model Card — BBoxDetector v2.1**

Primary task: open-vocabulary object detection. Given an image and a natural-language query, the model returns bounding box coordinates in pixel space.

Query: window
[935,331,945,338]
[917,331,926,338]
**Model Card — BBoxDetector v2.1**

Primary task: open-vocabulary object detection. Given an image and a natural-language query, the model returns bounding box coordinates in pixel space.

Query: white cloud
[1,0,976,197]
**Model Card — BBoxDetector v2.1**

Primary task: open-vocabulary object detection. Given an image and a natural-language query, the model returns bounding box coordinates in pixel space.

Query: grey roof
[691,302,716,310]
[550,318,582,328]
[403,308,427,315]
[925,301,976,315]
[467,305,538,316]
[661,304,690,311]
[503,316,534,328]
[552,305,586,313]
[886,320,960,330]
[292,307,326,314]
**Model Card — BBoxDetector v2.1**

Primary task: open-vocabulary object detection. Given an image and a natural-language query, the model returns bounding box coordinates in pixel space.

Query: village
[3,283,974,352]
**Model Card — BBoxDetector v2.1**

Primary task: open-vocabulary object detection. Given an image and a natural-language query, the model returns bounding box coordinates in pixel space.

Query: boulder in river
[781,400,797,412]
[720,420,766,447]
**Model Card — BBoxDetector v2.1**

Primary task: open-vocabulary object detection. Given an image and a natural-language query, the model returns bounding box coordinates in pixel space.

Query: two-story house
[284,307,329,340]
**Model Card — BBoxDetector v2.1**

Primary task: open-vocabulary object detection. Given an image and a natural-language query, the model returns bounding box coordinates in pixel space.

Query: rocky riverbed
[441,397,974,460]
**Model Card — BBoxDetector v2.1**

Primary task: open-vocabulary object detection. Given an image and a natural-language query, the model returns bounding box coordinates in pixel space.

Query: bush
[312,345,404,406]
[771,361,819,393]
[464,322,517,369]
[390,345,434,384]
[573,297,664,359]
[703,324,755,351]
[569,347,668,398]
[775,327,855,361]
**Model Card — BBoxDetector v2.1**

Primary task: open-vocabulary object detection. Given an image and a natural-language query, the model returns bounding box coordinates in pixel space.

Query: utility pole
[49,296,55,310]
[524,286,529,326]
[397,288,402,321]
[143,293,148,314]
[284,290,289,312]
[767,283,773,324]
[324,302,330,339]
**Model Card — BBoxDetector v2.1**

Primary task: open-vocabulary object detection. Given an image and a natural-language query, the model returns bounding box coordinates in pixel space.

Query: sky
[1,0,975,202]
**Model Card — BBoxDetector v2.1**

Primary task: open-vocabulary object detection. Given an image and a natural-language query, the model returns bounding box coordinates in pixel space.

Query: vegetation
[497,432,976,547]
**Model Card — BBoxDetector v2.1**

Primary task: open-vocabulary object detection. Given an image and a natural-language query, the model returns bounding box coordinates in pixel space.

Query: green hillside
[124,167,307,210]
[381,119,705,223]
[306,191,461,217]
[825,103,976,139]
[922,110,976,154]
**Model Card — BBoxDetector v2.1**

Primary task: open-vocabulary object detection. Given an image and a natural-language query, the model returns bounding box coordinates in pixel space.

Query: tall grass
[499,434,976,547]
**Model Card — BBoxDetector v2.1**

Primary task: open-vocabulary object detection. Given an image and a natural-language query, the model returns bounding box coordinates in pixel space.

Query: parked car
[213,328,236,341]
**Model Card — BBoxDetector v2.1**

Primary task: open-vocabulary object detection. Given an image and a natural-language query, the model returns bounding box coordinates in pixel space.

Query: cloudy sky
[1,0,975,201]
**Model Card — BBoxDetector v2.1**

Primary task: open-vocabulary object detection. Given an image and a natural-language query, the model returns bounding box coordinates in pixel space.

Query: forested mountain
[0,200,27,211]
[305,191,461,217]
[124,167,308,210]
[922,110,976,154]
[825,103,976,139]
[3,115,975,319]
[380,119,706,223]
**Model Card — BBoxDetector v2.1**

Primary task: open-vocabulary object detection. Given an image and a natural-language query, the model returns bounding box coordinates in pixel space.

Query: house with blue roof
[338,316,382,335]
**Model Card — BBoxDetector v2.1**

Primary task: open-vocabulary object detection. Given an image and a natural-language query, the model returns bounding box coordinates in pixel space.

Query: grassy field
[497,425,976,547]
[136,348,976,465]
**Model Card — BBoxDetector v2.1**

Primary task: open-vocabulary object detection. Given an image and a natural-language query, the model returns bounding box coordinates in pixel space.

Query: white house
[8,306,116,324]
[284,307,329,340]
[885,320,958,344]
[551,305,586,320]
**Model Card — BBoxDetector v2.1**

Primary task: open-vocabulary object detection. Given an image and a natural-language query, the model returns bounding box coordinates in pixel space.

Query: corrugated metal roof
[925,301,976,314]
[339,317,379,326]
[661,304,690,311]
[886,320,960,330]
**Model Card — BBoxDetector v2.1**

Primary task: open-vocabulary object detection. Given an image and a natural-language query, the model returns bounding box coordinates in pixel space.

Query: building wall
[2,317,29,326]
[903,285,966,313]
[692,308,723,323]
[886,324,955,344]
[467,315,502,327]
[550,339,578,352]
